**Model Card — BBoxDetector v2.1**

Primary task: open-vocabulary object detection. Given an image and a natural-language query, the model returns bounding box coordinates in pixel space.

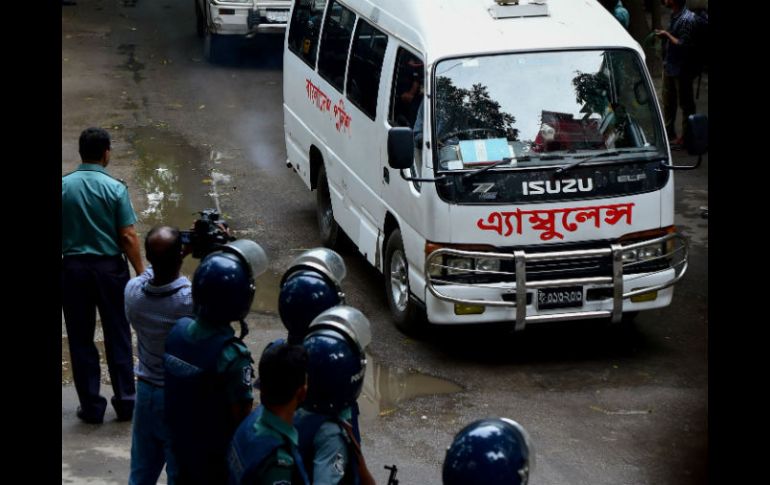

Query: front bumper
[247,5,290,34]
[208,3,253,35]
[424,232,688,329]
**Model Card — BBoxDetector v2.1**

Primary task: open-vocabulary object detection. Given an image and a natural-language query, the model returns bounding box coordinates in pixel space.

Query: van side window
[346,20,388,120]
[317,1,356,93]
[287,0,328,68]
[390,48,425,128]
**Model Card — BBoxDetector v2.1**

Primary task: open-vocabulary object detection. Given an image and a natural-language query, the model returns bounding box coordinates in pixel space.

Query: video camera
[180,209,235,259]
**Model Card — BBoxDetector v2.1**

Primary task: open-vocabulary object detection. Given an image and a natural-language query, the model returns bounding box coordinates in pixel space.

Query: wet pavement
[62,1,708,484]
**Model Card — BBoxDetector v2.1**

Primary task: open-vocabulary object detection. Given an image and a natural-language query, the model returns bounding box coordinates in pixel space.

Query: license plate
[266,9,289,23]
[537,286,584,310]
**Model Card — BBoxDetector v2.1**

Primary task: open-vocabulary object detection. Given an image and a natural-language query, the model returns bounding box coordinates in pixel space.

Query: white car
[195,0,291,61]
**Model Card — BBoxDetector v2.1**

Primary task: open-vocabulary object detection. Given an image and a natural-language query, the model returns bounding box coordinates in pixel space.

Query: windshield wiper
[555,150,621,175]
[461,154,564,180]
[554,147,660,175]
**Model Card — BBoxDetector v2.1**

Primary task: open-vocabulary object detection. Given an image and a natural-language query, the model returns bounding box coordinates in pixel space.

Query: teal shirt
[187,320,255,404]
[252,407,300,485]
[62,163,138,256]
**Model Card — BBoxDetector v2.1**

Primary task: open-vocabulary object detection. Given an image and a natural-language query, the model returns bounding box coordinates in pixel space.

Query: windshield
[432,49,665,172]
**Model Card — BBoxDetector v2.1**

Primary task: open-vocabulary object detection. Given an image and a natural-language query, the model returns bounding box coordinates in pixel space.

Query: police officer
[442,418,534,485]
[278,248,347,344]
[295,306,376,485]
[228,342,311,485]
[164,239,268,485]
[62,127,144,424]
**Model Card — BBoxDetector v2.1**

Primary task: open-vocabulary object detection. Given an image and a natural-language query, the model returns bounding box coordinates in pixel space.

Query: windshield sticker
[306,79,352,136]
[477,202,634,241]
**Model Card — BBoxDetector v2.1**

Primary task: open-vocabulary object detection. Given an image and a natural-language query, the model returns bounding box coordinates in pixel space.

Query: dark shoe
[115,411,133,422]
[76,407,104,425]
[111,396,135,422]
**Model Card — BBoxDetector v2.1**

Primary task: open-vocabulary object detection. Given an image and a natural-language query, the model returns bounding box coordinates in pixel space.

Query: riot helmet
[278,248,346,342]
[192,239,268,325]
[443,418,534,485]
[280,247,346,289]
[302,306,371,415]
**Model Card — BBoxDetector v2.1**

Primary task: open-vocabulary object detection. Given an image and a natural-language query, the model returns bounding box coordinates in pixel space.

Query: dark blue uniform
[62,163,138,421]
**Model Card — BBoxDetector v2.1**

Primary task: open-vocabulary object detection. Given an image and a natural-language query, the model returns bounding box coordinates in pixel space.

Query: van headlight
[476,258,501,272]
[446,257,474,275]
[621,241,665,263]
[621,248,638,262]
[638,245,663,260]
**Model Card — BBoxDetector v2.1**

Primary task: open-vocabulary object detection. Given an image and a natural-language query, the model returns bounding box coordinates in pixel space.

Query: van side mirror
[388,127,415,170]
[660,114,707,170]
[684,114,708,156]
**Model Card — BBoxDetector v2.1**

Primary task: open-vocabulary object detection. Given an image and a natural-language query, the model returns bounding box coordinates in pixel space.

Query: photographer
[124,226,194,485]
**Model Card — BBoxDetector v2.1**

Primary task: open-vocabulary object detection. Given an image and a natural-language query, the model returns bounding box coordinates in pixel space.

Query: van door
[380,46,429,241]
[340,18,390,265]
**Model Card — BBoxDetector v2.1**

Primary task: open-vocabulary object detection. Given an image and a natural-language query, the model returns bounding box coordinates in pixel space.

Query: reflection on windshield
[433,50,663,171]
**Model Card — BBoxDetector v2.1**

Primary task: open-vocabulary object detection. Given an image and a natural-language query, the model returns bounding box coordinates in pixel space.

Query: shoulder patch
[241,364,254,387]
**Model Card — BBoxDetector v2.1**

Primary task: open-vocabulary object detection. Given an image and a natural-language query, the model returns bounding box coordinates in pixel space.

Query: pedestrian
[655,0,697,147]
[228,342,311,485]
[164,239,267,485]
[599,0,630,30]
[124,226,195,485]
[294,306,376,485]
[62,126,144,424]
[443,418,534,485]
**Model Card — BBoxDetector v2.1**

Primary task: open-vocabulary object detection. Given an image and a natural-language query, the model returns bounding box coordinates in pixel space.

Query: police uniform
[229,406,310,485]
[164,317,255,485]
[62,163,138,421]
[295,407,359,485]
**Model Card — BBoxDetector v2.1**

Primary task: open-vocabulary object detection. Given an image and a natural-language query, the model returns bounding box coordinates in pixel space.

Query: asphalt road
[62,1,708,483]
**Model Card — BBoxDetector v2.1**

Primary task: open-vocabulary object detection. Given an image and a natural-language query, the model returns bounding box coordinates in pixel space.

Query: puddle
[358,357,463,421]
[117,44,145,83]
[130,125,219,280]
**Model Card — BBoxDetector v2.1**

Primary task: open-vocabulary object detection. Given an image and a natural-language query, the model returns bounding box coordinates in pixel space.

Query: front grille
[429,239,674,286]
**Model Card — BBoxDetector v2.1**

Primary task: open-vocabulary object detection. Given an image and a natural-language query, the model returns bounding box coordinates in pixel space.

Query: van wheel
[316,165,339,248]
[384,229,426,335]
[195,1,205,38]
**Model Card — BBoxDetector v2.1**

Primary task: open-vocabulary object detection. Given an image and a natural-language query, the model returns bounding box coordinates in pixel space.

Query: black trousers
[62,255,135,419]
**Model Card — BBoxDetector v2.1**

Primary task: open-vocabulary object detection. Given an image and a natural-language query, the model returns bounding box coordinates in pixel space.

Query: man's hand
[118,225,145,275]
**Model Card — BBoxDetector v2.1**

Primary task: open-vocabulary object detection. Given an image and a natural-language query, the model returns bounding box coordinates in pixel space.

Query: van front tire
[384,229,426,336]
[316,166,340,248]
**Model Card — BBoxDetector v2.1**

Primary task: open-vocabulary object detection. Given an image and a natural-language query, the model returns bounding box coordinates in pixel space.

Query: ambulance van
[282,0,707,333]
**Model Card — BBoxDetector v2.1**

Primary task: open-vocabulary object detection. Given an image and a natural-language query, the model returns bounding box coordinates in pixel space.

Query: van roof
[341,0,643,64]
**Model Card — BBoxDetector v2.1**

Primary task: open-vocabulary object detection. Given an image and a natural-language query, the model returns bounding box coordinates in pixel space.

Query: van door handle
[383,167,390,184]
